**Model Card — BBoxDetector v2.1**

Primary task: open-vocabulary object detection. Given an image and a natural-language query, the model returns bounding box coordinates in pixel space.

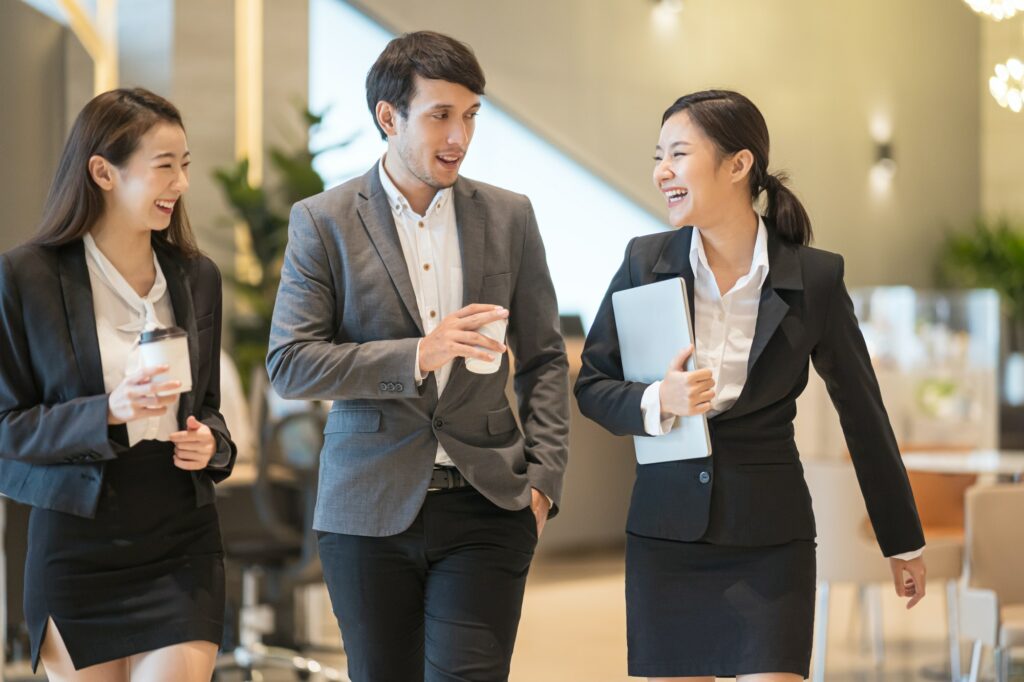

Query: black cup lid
[139,326,187,344]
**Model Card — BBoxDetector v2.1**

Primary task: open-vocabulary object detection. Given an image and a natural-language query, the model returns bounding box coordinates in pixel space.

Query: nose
[447,119,469,147]
[653,157,673,184]
[173,167,189,193]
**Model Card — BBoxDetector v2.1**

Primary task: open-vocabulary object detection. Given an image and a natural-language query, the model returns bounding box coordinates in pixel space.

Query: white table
[902,450,1024,479]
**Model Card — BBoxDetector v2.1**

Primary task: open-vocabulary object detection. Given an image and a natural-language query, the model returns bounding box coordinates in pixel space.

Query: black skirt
[626,533,816,678]
[25,440,225,671]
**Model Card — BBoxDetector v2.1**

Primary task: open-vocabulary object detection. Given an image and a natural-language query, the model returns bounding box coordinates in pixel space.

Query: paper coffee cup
[138,326,192,395]
[466,319,508,375]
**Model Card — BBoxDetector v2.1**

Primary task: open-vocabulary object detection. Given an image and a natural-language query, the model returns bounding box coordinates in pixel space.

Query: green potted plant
[936,216,1024,405]
[212,108,348,392]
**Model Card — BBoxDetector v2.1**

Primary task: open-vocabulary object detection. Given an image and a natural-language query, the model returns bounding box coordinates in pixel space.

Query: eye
[467,112,479,119]
[432,112,448,120]
[653,156,663,162]
[673,152,687,157]
[157,164,172,169]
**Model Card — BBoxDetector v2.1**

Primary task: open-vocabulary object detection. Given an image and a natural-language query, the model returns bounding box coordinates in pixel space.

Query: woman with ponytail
[575,90,926,680]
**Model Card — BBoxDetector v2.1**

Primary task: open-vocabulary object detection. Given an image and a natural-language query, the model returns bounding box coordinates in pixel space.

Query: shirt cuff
[640,381,676,436]
[888,546,925,561]
[414,339,425,385]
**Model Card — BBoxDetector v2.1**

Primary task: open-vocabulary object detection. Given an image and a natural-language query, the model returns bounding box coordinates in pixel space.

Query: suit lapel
[652,226,696,325]
[716,227,803,421]
[156,247,198,425]
[453,179,486,308]
[356,167,424,335]
[58,241,106,396]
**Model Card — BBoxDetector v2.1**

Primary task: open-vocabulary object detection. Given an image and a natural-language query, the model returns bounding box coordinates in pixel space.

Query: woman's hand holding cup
[658,345,715,419]
[107,365,181,425]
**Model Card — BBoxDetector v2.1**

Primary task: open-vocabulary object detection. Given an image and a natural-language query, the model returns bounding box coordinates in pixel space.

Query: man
[267,31,569,681]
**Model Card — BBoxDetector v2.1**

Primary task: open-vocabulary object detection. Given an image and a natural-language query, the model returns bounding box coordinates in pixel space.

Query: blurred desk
[903,450,1024,478]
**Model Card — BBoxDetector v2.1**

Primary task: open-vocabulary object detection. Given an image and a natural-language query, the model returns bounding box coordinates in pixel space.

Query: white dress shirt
[84,233,179,445]
[637,219,923,561]
[378,158,461,467]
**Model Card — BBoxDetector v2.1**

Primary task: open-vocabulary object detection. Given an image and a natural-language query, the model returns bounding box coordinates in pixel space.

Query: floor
[7,549,1020,681]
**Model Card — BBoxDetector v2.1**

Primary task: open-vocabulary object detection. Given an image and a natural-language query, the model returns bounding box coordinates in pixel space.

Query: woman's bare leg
[39,618,130,682]
[128,640,218,682]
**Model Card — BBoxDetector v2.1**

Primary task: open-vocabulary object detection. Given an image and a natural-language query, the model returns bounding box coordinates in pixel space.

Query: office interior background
[2,0,1024,679]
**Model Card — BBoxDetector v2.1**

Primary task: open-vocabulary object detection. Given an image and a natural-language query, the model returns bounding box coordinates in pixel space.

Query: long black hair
[33,88,199,258]
[662,90,812,246]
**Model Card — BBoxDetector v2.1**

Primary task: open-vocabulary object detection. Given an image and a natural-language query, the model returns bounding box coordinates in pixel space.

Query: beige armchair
[805,460,964,682]
[961,484,1024,682]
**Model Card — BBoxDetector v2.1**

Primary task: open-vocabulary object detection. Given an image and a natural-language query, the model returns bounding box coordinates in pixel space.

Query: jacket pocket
[324,408,382,434]
[487,406,517,435]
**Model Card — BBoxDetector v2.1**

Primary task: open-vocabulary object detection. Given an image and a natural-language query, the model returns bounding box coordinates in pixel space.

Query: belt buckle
[427,466,451,492]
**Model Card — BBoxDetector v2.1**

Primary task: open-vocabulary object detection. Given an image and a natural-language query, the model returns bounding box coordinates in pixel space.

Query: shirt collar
[378,156,451,218]
[689,214,770,288]
[83,232,167,331]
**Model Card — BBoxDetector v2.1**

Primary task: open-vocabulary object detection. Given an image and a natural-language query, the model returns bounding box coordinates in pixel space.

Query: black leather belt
[428,466,470,492]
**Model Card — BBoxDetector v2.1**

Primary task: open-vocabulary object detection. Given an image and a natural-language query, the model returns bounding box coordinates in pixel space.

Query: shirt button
[423,263,431,271]
[429,310,437,318]
[699,471,711,484]
[418,221,425,228]
[433,418,444,429]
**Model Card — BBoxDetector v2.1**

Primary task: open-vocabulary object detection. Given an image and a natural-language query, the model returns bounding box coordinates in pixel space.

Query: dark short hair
[365,30,486,140]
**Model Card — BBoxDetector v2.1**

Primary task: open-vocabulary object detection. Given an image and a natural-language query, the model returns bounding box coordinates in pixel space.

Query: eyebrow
[150,151,191,161]
[654,141,691,151]
[427,102,482,112]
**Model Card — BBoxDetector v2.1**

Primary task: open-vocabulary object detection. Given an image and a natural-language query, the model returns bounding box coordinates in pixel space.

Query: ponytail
[762,172,812,246]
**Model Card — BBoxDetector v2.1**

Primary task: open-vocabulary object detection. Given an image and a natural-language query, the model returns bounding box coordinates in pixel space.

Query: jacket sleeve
[197,262,237,480]
[266,201,421,401]
[0,252,124,465]
[573,238,653,438]
[506,199,570,511]
[810,255,925,557]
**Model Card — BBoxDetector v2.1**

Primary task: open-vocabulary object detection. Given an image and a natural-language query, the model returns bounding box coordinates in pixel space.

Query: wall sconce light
[650,0,683,34]
[869,115,896,195]
[652,0,684,13]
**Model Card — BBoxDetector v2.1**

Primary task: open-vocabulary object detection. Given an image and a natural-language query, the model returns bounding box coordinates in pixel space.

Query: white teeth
[666,190,687,200]
[156,200,175,209]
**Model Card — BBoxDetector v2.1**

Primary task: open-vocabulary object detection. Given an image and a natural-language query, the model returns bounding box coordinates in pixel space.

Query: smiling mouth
[155,199,176,214]
[663,189,688,206]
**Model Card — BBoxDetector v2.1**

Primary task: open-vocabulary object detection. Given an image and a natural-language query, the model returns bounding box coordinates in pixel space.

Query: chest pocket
[481,272,511,307]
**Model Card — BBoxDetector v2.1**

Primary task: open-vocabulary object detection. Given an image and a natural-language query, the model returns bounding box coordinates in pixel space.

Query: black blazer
[0,239,236,518]
[574,224,924,556]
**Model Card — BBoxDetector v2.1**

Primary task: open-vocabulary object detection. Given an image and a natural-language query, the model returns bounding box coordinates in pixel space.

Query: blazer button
[379,382,388,392]
[386,382,396,391]
[433,418,444,429]
[395,383,404,392]
[699,471,711,484]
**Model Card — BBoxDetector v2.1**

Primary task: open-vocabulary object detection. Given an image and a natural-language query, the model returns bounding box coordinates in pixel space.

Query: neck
[383,152,437,216]
[89,215,155,277]
[698,204,759,273]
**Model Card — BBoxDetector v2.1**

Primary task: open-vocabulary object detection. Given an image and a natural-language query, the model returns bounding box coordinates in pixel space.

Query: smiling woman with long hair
[0,88,236,682]
[575,90,927,681]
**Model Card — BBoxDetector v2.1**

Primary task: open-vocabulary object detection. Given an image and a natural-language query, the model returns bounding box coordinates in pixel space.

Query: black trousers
[317,487,538,682]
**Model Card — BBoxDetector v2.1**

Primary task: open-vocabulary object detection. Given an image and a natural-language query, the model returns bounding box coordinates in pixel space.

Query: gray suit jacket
[267,165,569,537]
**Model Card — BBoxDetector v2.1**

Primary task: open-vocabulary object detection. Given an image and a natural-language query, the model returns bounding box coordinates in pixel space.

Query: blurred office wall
[348,0,981,288]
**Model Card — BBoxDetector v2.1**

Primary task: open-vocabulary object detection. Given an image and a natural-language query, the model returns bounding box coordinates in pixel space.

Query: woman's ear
[88,155,116,191]
[730,149,755,186]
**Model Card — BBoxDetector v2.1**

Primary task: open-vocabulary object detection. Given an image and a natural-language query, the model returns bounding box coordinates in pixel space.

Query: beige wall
[350,0,980,286]
[980,15,1024,216]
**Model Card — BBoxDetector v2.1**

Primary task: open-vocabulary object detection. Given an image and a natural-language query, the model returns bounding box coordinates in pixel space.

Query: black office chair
[214,369,346,681]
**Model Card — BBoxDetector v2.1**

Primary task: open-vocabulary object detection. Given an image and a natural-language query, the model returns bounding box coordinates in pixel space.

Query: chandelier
[990,58,1024,111]
[964,0,1024,20]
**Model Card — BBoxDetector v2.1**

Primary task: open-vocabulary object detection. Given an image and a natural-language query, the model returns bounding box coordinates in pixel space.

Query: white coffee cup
[465,318,508,375]
[138,326,192,396]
